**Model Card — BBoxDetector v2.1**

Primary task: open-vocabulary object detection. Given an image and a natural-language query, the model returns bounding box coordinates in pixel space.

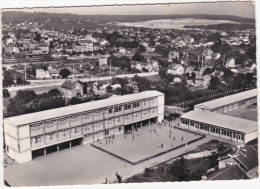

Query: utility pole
[223,54,225,67]
[24,64,27,80]
[110,59,111,77]
[73,61,75,78]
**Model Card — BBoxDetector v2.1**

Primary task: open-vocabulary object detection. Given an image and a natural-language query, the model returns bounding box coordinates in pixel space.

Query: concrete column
[57,145,59,152]
[69,142,72,149]
[141,121,142,128]
[44,148,46,156]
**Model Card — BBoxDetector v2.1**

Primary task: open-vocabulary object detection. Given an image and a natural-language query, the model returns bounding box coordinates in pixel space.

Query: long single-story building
[194,89,257,113]
[4,90,164,163]
[180,111,257,144]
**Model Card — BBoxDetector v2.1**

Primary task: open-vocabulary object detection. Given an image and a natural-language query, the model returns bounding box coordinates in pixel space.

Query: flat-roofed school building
[4,91,164,163]
[180,111,257,144]
[194,89,257,113]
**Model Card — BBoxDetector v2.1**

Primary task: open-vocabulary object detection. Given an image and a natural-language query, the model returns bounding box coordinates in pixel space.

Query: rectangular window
[108,108,113,114]
[124,104,131,110]
[133,102,140,108]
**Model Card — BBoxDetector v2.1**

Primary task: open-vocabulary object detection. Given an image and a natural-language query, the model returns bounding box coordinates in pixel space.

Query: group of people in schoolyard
[101,119,188,149]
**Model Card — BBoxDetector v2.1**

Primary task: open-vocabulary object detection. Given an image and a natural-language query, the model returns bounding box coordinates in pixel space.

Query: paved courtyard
[4,122,210,187]
[93,124,202,163]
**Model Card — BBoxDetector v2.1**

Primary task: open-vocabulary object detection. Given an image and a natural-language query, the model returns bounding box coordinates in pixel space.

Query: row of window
[181,118,244,140]
[30,108,157,132]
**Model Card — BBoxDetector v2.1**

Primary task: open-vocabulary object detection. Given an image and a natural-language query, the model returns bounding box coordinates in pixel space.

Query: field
[224,108,257,121]
[92,124,202,164]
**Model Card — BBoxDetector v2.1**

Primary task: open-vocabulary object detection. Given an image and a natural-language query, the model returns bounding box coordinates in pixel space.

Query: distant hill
[2,11,255,27]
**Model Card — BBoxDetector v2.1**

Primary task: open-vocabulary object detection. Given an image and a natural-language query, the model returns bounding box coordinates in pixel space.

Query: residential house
[36,69,60,79]
[168,51,179,60]
[167,64,185,75]
[61,80,84,99]
[226,58,236,68]
[213,53,221,60]
[194,75,211,88]
[245,62,256,72]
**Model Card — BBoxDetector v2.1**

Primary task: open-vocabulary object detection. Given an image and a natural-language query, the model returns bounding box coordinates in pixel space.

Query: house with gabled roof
[61,80,84,99]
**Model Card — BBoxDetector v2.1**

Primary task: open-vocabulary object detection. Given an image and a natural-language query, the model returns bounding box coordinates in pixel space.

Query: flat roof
[180,111,257,133]
[4,90,163,127]
[195,89,257,110]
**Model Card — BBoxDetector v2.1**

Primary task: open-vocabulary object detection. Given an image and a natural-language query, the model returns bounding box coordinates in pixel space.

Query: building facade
[179,89,258,144]
[194,89,257,113]
[4,91,164,163]
[179,111,257,144]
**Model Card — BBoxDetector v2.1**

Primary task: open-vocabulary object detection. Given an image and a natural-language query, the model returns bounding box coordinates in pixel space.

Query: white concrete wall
[157,94,165,123]
[245,130,258,143]
[5,134,19,151]
[18,125,30,139]
[4,122,18,139]
[19,138,31,152]
[16,150,32,163]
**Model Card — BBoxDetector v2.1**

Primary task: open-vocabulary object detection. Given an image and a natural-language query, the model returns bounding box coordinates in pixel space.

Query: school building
[194,89,257,113]
[180,111,257,144]
[4,91,164,163]
[180,89,258,144]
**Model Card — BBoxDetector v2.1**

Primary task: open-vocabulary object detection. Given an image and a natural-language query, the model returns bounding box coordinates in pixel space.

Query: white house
[213,53,221,60]
[167,64,185,75]
[226,58,236,68]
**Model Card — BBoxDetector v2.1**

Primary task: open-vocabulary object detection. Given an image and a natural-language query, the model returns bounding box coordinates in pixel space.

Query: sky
[18,1,255,18]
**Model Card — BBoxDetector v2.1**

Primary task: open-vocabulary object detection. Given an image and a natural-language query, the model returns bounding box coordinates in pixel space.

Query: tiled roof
[61,80,82,89]
[209,165,249,180]
[236,146,258,170]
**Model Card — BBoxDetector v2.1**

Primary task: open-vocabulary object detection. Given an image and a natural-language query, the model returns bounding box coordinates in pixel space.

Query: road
[7,72,159,96]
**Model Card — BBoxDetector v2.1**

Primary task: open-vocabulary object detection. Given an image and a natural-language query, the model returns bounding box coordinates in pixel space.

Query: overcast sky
[15,1,255,18]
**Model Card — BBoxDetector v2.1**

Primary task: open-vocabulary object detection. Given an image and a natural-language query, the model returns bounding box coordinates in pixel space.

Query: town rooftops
[180,111,257,133]
[4,90,163,127]
[195,89,257,110]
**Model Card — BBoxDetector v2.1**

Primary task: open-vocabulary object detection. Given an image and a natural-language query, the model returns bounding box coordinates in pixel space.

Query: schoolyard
[4,122,209,187]
[92,124,202,163]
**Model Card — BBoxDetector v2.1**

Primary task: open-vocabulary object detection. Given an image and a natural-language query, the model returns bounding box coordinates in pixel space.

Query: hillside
[2,11,255,26]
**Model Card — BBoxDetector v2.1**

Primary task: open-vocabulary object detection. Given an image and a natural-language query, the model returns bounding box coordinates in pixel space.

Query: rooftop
[195,89,257,110]
[236,146,258,170]
[180,111,257,133]
[208,164,249,180]
[4,90,163,127]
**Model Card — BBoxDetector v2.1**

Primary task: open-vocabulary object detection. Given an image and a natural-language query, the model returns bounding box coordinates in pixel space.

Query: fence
[4,82,31,88]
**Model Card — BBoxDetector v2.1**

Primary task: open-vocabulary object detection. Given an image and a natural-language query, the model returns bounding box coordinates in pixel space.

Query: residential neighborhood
[1,2,258,188]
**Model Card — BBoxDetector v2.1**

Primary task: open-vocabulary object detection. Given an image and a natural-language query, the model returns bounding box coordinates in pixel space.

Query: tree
[15,90,37,103]
[33,32,41,42]
[137,45,146,53]
[47,88,61,97]
[132,52,144,62]
[59,69,71,78]
[3,89,10,98]
[106,85,113,93]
